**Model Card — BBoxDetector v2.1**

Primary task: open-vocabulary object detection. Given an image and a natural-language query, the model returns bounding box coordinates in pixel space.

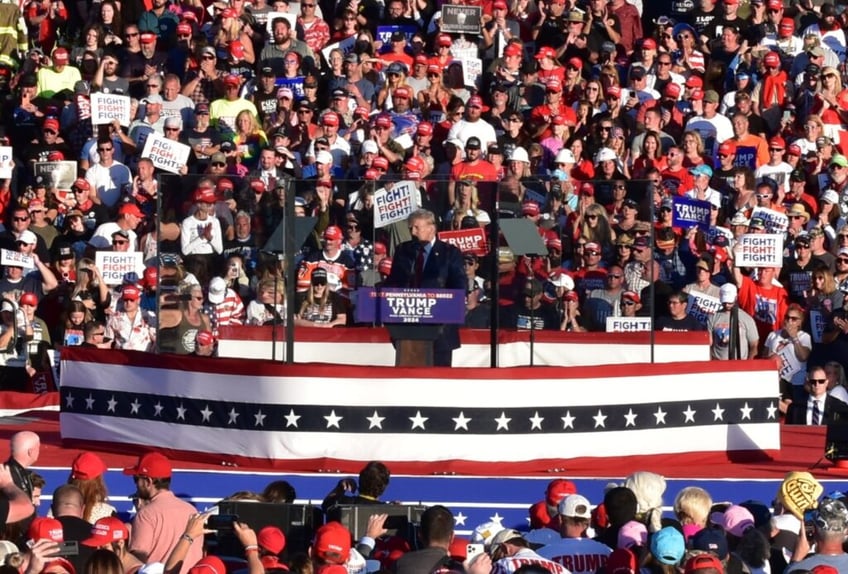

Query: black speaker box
[209,501,323,560]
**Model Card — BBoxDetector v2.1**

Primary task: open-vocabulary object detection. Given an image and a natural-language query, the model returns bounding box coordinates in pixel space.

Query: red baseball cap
[605,85,621,99]
[689,88,704,101]
[122,452,172,478]
[414,54,427,65]
[189,556,226,574]
[364,169,379,180]
[580,182,594,196]
[71,451,107,480]
[139,32,156,44]
[468,95,484,108]
[642,38,657,50]
[52,48,69,63]
[788,143,803,157]
[547,78,563,93]
[121,285,141,301]
[522,201,540,216]
[437,33,452,47]
[768,136,786,149]
[72,177,90,191]
[196,330,215,346]
[324,225,343,240]
[764,51,780,69]
[375,115,393,129]
[118,202,144,217]
[28,517,64,543]
[313,522,352,564]
[194,187,218,204]
[664,83,682,99]
[258,526,286,554]
[503,43,522,57]
[322,112,340,126]
[43,118,60,133]
[393,86,411,99]
[535,46,556,60]
[223,74,241,86]
[685,75,703,89]
[373,156,389,170]
[81,517,129,548]
[767,0,782,9]
[19,292,38,307]
[568,57,583,70]
[177,22,192,35]
[545,479,577,505]
[779,17,795,32]
[718,141,737,155]
[229,40,245,60]
[378,258,392,275]
[417,122,433,136]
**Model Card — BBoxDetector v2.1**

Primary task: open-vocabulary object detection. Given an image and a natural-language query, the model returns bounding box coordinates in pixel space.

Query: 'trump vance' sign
[355,288,465,324]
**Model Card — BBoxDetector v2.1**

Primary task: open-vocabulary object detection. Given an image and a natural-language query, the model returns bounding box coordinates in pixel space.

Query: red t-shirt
[450,160,499,181]
[738,274,789,343]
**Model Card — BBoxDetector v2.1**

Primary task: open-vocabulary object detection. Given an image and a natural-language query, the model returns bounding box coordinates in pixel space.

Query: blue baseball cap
[690,164,713,178]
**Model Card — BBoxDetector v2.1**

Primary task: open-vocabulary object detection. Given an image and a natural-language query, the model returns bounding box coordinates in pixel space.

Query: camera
[207,514,239,531]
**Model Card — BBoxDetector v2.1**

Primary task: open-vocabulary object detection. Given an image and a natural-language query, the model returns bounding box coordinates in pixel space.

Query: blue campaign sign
[672,196,712,230]
[275,76,305,99]
[356,287,466,324]
[376,25,418,45]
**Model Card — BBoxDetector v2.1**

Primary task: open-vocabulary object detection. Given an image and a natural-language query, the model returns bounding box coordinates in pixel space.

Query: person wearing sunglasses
[785,364,848,425]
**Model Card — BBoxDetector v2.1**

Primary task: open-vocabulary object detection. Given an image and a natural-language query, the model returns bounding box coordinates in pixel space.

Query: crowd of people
[0,435,843,574]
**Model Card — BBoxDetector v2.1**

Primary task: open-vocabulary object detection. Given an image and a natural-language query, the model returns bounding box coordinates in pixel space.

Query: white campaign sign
[777,341,802,381]
[735,234,783,268]
[0,249,34,269]
[460,57,483,89]
[141,133,190,175]
[0,146,13,179]
[686,292,722,325]
[321,36,356,66]
[90,93,131,126]
[750,207,789,234]
[606,317,652,332]
[373,180,419,228]
[96,251,143,286]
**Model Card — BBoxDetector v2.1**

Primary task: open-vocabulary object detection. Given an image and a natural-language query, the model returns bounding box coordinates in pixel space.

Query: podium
[355,288,466,367]
[387,325,443,366]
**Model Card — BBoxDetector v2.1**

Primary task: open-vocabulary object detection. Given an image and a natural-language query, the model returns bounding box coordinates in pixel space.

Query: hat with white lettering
[719,283,738,304]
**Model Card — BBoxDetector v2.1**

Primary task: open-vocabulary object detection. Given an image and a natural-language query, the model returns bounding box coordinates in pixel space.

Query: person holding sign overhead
[385,209,466,366]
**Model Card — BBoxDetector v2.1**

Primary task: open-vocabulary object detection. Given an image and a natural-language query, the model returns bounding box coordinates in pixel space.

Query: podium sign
[356,288,466,324]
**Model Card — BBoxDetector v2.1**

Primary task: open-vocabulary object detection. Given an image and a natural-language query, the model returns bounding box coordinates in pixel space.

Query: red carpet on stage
[1,393,843,479]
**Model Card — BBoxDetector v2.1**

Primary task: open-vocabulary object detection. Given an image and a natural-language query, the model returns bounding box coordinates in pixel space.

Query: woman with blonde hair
[605,127,630,178]
[58,300,93,346]
[377,63,412,110]
[579,203,614,249]
[681,130,708,167]
[246,278,286,326]
[71,259,110,322]
[68,452,117,524]
[805,267,842,321]
[213,11,255,64]
[231,110,268,170]
[818,66,843,113]
[294,269,346,327]
[673,486,712,529]
[446,181,491,226]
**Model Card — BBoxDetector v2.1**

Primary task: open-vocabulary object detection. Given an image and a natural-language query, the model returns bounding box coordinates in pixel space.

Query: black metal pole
[649,182,656,364]
[490,184,499,368]
[284,178,296,364]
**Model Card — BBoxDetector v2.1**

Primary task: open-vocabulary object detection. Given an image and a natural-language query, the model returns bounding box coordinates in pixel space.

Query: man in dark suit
[385,209,466,366]
[786,365,848,425]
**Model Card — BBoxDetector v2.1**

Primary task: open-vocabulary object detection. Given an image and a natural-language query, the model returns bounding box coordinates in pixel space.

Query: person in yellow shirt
[36,47,81,98]
[209,74,258,136]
